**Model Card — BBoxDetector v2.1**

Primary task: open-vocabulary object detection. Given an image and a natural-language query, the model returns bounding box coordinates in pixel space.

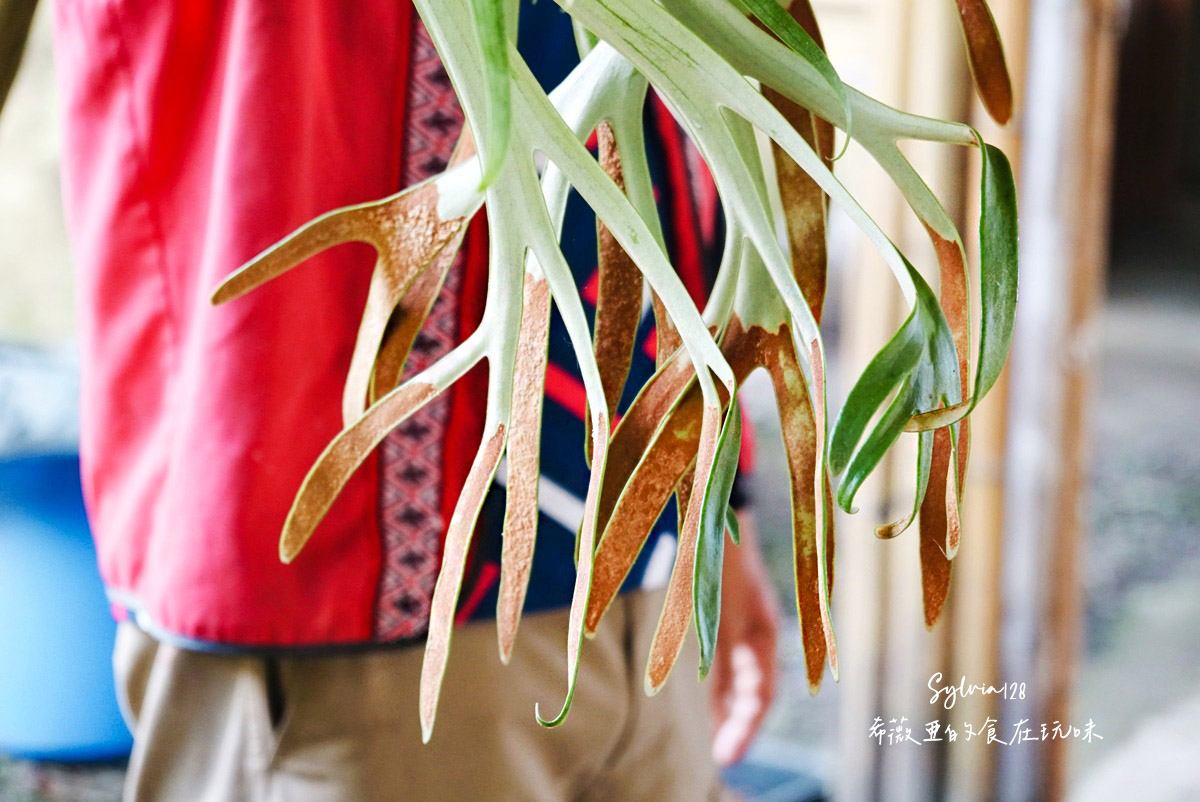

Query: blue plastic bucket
[0,454,132,761]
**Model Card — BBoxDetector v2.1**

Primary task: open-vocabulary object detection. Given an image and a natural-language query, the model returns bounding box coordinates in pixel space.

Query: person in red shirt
[47,1,780,798]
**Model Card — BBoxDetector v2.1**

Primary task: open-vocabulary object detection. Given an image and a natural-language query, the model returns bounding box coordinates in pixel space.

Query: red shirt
[52,0,454,647]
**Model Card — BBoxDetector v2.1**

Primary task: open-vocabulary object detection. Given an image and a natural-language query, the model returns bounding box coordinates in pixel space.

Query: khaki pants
[114,590,728,801]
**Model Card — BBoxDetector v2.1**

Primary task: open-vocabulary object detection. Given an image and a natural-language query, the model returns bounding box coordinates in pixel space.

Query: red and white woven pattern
[373,19,466,640]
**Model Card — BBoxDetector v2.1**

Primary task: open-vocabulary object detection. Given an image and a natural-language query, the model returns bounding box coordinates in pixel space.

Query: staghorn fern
[212,0,1018,740]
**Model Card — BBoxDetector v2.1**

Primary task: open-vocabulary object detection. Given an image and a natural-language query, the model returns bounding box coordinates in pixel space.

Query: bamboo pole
[1038,1,1122,796]
[943,0,1032,795]
[996,0,1122,798]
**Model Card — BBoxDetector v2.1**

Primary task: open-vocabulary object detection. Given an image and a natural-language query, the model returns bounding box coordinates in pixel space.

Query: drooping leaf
[725,506,741,545]
[595,347,695,533]
[828,314,924,476]
[833,261,960,514]
[874,425,934,540]
[973,142,1020,398]
[645,403,722,693]
[920,227,972,554]
[586,358,700,635]
[586,321,756,638]
[536,417,609,727]
[694,384,743,679]
[909,140,1018,430]
[762,82,833,322]
[952,0,1013,125]
[919,426,956,627]
[586,121,644,465]
[869,238,969,539]
[420,424,507,742]
[496,276,552,664]
[914,227,972,552]
[765,327,831,691]
[805,335,838,679]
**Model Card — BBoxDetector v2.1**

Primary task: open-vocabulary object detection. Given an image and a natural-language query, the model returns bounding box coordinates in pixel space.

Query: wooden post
[997,0,1122,799]
[944,0,1032,797]
[1038,1,1122,797]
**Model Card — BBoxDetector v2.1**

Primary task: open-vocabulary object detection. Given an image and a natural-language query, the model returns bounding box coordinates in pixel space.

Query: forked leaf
[345,223,467,424]
[211,181,473,428]
[763,84,833,321]
[366,136,480,407]
[537,418,610,727]
[212,183,465,307]
[694,385,743,680]
[737,0,851,158]
[280,381,439,563]
[368,244,459,403]
[646,403,723,693]
[470,0,512,187]
[592,122,643,422]
[764,326,832,690]
[420,424,507,742]
[952,0,1014,125]
[497,277,552,663]
[587,358,700,635]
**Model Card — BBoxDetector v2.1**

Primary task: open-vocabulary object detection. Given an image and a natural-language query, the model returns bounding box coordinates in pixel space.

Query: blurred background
[1,0,1197,799]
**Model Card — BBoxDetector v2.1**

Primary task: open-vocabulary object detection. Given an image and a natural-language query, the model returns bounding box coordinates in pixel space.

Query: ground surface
[1066,222,1200,800]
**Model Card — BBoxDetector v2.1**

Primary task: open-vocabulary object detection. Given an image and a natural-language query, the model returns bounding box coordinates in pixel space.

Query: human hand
[708,509,780,767]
